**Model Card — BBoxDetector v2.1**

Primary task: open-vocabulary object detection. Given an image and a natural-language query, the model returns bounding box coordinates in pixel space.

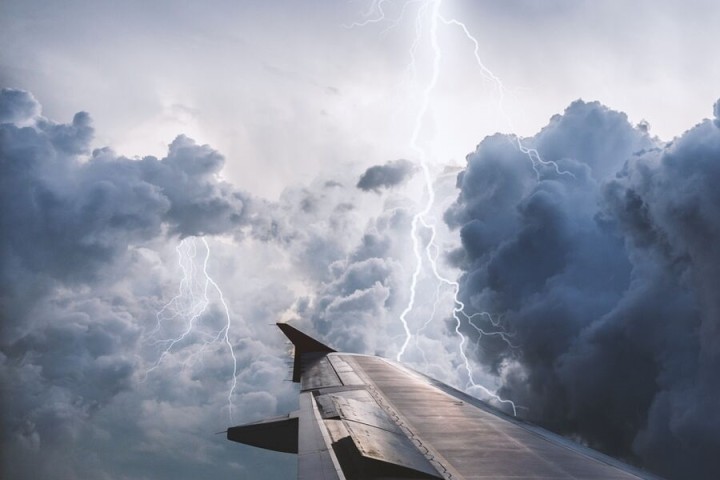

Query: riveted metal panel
[328,354,364,386]
[343,420,441,478]
[301,354,342,391]
[298,392,345,480]
[332,395,401,434]
[349,354,660,480]
[315,394,340,419]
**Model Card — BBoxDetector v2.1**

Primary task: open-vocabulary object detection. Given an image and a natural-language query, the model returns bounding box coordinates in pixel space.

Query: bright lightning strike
[420,215,519,415]
[143,236,239,423]
[396,0,442,363]
[349,0,569,415]
[439,15,575,180]
[345,0,422,30]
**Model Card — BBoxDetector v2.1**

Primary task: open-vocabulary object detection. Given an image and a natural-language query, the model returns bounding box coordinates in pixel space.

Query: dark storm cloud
[0,89,250,286]
[356,158,416,192]
[0,89,268,479]
[0,86,414,480]
[447,99,720,479]
[532,100,656,179]
[0,88,41,124]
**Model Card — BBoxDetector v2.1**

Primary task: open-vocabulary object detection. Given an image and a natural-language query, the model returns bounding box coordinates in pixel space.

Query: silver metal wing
[227,323,663,480]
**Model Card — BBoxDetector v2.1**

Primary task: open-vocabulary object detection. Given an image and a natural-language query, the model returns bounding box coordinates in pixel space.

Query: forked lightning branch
[144,237,238,422]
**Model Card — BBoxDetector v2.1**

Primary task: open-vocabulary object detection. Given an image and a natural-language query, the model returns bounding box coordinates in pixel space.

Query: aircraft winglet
[276,322,335,383]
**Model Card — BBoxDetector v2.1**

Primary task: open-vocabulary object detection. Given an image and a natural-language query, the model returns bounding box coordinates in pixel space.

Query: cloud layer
[0,88,420,479]
[3,87,719,480]
[0,89,293,479]
[447,99,720,479]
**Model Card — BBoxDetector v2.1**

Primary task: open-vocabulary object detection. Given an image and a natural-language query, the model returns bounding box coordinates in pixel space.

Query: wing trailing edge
[227,413,299,454]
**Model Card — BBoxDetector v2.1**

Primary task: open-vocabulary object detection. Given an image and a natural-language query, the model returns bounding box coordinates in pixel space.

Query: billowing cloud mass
[356,159,416,192]
[299,203,412,354]
[446,99,720,479]
[0,89,289,479]
[1,89,252,337]
[0,88,417,480]
[3,86,719,480]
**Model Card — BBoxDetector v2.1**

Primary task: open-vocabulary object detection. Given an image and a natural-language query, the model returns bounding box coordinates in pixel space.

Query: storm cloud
[446,99,720,479]
[0,89,296,479]
[0,88,420,480]
[356,159,416,192]
[0,89,249,282]
[297,203,413,355]
[3,85,720,480]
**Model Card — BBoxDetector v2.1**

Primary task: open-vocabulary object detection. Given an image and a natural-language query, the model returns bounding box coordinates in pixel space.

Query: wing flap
[342,421,441,478]
[227,413,299,454]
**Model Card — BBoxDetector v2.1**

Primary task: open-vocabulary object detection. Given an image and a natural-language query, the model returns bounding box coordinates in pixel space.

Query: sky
[1,1,719,479]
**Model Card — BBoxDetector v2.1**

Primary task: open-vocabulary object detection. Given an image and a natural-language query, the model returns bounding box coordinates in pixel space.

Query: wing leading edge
[227,323,663,480]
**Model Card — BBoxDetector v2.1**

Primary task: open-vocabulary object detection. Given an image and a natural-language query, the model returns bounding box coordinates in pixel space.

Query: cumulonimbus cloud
[3,86,719,480]
[0,87,417,480]
[0,89,250,285]
[0,88,286,479]
[446,99,720,479]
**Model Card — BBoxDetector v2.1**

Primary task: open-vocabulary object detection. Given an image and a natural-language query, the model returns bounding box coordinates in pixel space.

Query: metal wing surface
[227,323,663,480]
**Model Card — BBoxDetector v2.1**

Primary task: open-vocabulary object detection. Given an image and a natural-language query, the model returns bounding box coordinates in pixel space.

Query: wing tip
[276,322,335,383]
[276,322,335,354]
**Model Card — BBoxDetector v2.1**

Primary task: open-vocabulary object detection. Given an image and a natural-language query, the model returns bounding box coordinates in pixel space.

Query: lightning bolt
[143,236,239,423]
[396,0,442,364]
[348,0,571,415]
[439,15,575,179]
[345,0,422,30]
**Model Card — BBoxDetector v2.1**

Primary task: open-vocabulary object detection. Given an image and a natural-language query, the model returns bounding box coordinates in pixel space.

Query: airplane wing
[227,323,663,480]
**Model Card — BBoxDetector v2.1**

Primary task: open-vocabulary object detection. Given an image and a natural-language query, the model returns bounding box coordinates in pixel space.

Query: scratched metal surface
[343,420,440,477]
[328,355,365,386]
[333,395,402,434]
[343,354,659,480]
[301,354,342,391]
[298,391,344,480]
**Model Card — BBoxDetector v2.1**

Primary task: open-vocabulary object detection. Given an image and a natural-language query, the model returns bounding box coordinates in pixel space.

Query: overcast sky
[2,1,719,479]
[3,0,719,197]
